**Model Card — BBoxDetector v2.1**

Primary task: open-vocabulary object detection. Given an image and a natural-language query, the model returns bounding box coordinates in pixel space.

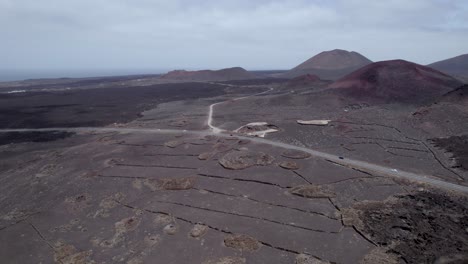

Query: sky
[0,0,467,76]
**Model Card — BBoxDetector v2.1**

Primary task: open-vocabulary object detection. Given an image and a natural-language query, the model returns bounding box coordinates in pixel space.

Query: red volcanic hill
[282,49,372,80]
[286,74,322,87]
[329,60,463,103]
[428,54,468,81]
[160,67,256,81]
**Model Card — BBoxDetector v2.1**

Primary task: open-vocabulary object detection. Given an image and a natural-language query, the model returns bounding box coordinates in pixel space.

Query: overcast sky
[1,0,467,73]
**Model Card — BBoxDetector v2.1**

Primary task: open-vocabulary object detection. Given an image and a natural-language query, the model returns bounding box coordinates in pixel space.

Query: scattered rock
[164,140,184,148]
[143,179,160,191]
[1,209,32,221]
[143,177,196,191]
[100,193,125,209]
[431,135,468,171]
[279,161,300,170]
[163,224,178,235]
[223,234,261,252]
[434,254,468,264]
[93,193,126,218]
[190,224,209,238]
[127,257,144,264]
[50,219,83,233]
[198,152,215,160]
[281,150,311,159]
[132,179,143,190]
[144,235,162,247]
[198,189,209,194]
[360,247,399,264]
[35,163,59,178]
[203,257,246,264]
[116,217,140,233]
[100,216,141,248]
[153,214,173,227]
[219,150,274,170]
[104,158,123,167]
[65,193,92,213]
[159,177,196,190]
[295,254,329,264]
[341,208,363,228]
[54,241,94,264]
[289,185,335,198]
[344,103,370,111]
[356,191,468,263]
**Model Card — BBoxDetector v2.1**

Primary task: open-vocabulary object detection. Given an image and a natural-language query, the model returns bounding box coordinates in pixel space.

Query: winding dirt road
[207,87,273,133]
[1,86,467,194]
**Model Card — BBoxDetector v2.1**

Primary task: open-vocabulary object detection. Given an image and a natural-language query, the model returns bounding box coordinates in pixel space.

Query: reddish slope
[282,49,372,80]
[160,67,256,81]
[329,60,463,103]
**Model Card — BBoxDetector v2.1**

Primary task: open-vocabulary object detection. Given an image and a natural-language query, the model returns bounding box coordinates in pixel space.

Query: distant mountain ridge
[428,54,468,82]
[329,59,463,103]
[281,49,372,80]
[160,67,256,81]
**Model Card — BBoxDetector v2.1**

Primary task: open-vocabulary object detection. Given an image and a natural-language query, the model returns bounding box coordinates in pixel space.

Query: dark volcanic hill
[281,49,372,80]
[329,60,463,103]
[428,54,468,81]
[160,67,256,81]
[286,74,322,87]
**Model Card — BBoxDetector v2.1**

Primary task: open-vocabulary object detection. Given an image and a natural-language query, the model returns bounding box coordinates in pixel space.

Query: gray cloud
[1,0,467,73]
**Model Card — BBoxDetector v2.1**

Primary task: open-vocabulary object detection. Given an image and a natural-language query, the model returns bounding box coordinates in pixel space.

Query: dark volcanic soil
[440,84,468,105]
[1,71,468,263]
[219,78,289,86]
[431,135,468,171]
[0,131,75,145]
[0,74,160,93]
[357,191,468,264]
[160,67,256,81]
[286,74,321,87]
[0,82,227,128]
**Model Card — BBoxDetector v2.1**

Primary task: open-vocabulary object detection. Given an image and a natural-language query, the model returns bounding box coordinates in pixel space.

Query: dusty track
[207,87,274,133]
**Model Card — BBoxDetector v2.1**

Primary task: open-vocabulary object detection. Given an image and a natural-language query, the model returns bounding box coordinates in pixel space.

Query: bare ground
[0,79,467,263]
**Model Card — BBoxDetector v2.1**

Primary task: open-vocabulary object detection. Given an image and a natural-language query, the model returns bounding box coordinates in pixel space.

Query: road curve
[207,87,274,133]
[1,126,467,195]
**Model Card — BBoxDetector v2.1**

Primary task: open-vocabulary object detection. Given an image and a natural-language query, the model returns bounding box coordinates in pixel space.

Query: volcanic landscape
[1,50,468,264]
